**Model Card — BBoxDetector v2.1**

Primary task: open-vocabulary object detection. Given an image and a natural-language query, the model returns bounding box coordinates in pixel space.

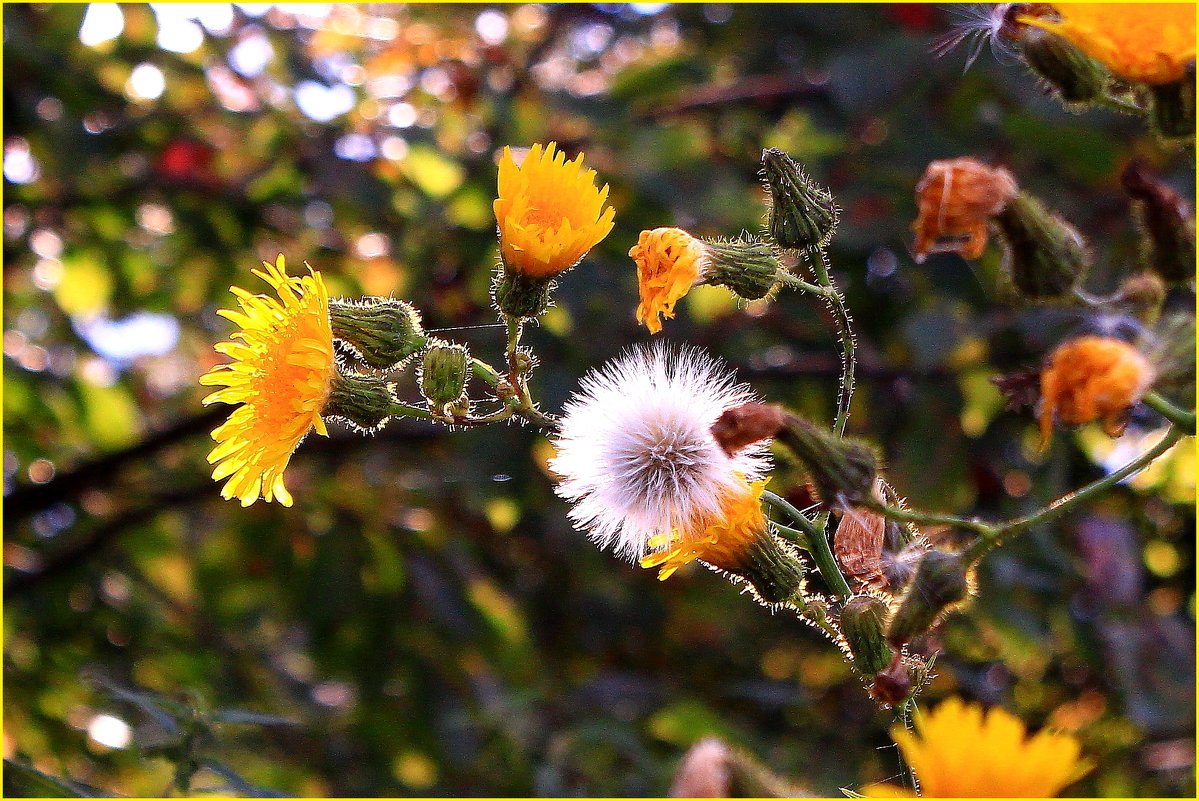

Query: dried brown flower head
[912,157,1019,263]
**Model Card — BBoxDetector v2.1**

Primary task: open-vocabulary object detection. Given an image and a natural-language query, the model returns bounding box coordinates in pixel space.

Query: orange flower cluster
[912,158,1018,263]
[1039,336,1154,447]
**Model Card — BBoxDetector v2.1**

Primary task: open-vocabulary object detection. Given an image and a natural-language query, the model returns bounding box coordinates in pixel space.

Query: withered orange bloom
[912,158,1018,264]
[494,142,615,279]
[640,479,768,580]
[1023,4,1197,85]
[630,227,706,334]
[1039,336,1154,448]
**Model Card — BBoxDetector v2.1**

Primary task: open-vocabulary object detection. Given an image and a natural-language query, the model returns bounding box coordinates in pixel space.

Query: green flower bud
[761,148,838,253]
[699,238,782,300]
[994,192,1090,300]
[1149,73,1196,140]
[1122,162,1196,285]
[418,339,470,411]
[1019,26,1108,104]
[326,370,394,432]
[886,549,970,645]
[840,595,895,676]
[775,413,878,505]
[330,297,426,371]
[721,530,807,607]
[492,267,554,320]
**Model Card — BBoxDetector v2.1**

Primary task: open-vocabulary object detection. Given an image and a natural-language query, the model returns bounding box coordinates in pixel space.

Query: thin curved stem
[805,251,856,437]
[761,490,851,598]
[775,270,834,297]
[1142,392,1197,434]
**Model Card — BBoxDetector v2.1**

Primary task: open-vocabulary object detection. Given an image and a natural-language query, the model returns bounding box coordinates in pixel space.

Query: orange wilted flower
[1039,336,1154,447]
[912,158,1018,263]
[494,142,615,279]
[630,227,707,334]
[1022,4,1197,85]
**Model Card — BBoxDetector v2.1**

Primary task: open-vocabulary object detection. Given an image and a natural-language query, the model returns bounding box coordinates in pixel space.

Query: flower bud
[840,595,895,676]
[761,148,838,253]
[1112,271,1167,325]
[330,297,425,371]
[699,238,782,300]
[1019,25,1108,104]
[711,402,787,456]
[994,192,1090,300]
[492,267,554,320]
[1149,72,1196,139]
[326,370,394,432]
[418,340,470,411]
[1121,161,1196,285]
[886,549,969,645]
[775,413,877,505]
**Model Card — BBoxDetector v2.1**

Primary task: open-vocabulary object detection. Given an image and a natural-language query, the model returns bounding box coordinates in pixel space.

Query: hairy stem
[805,251,856,437]
[762,490,851,598]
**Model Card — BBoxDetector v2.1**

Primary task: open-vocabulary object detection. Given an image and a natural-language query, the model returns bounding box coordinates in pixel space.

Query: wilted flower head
[1021,3,1196,84]
[1039,335,1155,447]
[639,479,769,579]
[630,227,707,334]
[912,157,1018,263]
[494,142,615,279]
[200,256,335,506]
[549,343,770,560]
[865,698,1088,797]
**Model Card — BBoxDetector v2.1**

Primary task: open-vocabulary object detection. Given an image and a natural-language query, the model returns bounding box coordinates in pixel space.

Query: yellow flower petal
[629,227,706,334]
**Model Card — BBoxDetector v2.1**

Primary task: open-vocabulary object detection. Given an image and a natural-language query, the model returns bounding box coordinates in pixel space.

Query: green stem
[775,270,833,296]
[388,402,436,421]
[768,521,812,552]
[962,426,1185,563]
[858,498,997,538]
[761,490,851,598]
[471,358,503,386]
[1143,392,1197,433]
[805,251,856,437]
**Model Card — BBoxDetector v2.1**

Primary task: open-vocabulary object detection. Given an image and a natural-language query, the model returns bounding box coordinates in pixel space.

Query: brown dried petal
[912,157,1019,263]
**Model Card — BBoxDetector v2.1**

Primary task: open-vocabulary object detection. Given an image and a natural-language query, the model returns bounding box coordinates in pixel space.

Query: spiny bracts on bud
[700,238,782,301]
[326,370,394,433]
[1121,162,1197,285]
[330,297,426,371]
[492,267,555,320]
[994,192,1090,300]
[840,595,895,676]
[774,413,878,506]
[1018,24,1108,104]
[419,339,471,412]
[761,148,838,253]
[886,549,970,645]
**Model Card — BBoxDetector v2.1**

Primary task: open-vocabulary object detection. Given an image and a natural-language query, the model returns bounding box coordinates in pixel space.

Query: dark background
[4,4,1194,796]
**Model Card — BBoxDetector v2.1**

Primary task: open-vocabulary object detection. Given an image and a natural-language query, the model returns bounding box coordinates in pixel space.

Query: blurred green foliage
[3,3,1194,797]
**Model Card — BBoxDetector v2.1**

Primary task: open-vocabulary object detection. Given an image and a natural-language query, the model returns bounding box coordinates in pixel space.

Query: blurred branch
[642,74,827,119]
[4,408,227,523]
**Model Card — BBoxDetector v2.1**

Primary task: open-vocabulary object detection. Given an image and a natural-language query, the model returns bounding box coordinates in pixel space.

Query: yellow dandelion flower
[200,255,336,507]
[864,698,1089,797]
[630,227,706,334]
[1040,336,1155,448]
[494,142,616,279]
[640,479,768,580]
[1024,4,1197,84]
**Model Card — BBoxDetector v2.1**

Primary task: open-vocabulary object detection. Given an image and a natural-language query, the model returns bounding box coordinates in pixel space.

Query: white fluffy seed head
[549,342,770,561]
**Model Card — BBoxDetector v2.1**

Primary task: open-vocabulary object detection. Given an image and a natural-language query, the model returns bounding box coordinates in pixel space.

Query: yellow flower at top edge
[1023,4,1197,84]
[630,227,707,334]
[200,255,336,507]
[494,142,616,279]
[864,698,1090,798]
[1039,336,1154,449]
[640,479,768,579]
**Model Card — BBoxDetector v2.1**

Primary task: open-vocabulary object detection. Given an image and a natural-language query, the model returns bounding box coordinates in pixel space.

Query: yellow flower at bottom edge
[200,255,335,507]
[863,698,1089,798]
[1023,4,1196,84]
[630,227,707,334]
[640,479,767,580]
[494,142,616,279]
